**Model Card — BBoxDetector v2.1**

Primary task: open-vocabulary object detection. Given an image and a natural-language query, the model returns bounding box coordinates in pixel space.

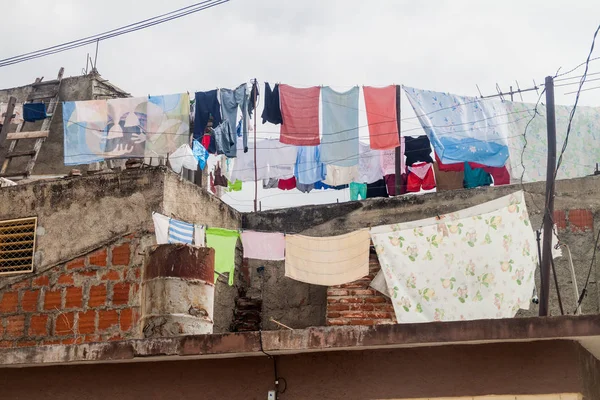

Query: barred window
[0,217,37,275]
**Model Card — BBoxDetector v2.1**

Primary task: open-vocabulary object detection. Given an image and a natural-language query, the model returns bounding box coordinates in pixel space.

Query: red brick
[10,279,31,290]
[29,314,49,336]
[57,274,75,286]
[349,319,378,326]
[5,315,25,338]
[88,249,108,267]
[76,270,97,278]
[61,337,84,345]
[0,321,3,336]
[327,312,341,318]
[78,310,96,334]
[349,304,375,311]
[43,289,62,311]
[0,291,18,313]
[84,335,101,343]
[349,289,376,296]
[327,298,339,304]
[16,340,37,347]
[120,308,133,331]
[101,270,121,281]
[338,282,369,289]
[21,290,39,312]
[364,296,388,303]
[65,287,83,309]
[54,312,75,336]
[32,275,50,287]
[112,282,131,306]
[338,297,364,304]
[97,310,119,331]
[88,285,107,308]
[66,257,86,270]
[108,333,123,342]
[327,304,350,312]
[569,209,594,232]
[42,339,62,345]
[111,243,131,266]
[553,210,567,231]
[327,289,349,296]
[0,341,12,348]
[327,318,349,326]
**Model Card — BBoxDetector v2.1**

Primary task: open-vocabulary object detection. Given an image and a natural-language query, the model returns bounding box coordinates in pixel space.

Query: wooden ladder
[0,67,64,179]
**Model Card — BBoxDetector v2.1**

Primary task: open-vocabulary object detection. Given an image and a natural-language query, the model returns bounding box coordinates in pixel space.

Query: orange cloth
[363,85,400,150]
[279,85,320,146]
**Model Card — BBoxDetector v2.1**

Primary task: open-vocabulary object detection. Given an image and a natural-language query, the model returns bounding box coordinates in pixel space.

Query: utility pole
[394,85,402,196]
[253,79,258,212]
[539,75,557,316]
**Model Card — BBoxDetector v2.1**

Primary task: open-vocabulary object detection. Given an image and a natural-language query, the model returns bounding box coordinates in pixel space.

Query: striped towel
[168,219,194,244]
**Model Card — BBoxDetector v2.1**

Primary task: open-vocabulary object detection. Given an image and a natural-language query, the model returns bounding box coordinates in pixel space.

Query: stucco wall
[0,341,594,399]
[243,176,600,322]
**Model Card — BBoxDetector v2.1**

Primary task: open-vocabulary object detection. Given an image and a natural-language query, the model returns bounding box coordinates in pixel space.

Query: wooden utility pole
[394,85,402,195]
[253,79,258,212]
[540,76,557,316]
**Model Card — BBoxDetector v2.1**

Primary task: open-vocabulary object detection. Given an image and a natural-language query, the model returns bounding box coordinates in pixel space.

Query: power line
[0,0,230,67]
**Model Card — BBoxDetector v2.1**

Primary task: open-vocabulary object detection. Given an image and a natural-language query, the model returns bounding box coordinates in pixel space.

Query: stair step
[6,130,49,140]
[6,150,36,158]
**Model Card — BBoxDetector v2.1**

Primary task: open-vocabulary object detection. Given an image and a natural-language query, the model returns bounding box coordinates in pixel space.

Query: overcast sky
[1,0,599,211]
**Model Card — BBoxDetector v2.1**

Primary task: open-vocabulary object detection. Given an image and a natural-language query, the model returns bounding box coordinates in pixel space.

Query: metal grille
[0,217,37,275]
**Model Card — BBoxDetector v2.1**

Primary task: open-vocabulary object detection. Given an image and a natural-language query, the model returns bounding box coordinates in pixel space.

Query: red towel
[363,86,400,150]
[434,152,510,185]
[279,85,320,146]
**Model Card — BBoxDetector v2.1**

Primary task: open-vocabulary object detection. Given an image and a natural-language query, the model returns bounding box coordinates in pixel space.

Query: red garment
[279,85,320,146]
[363,85,400,150]
[384,173,407,196]
[201,134,211,150]
[406,163,436,192]
[434,152,510,185]
[277,176,296,190]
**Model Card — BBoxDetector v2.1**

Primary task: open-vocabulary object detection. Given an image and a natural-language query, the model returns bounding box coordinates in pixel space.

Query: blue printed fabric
[192,139,208,170]
[403,86,510,167]
[294,146,326,185]
[320,86,359,167]
[168,219,194,244]
[63,100,107,165]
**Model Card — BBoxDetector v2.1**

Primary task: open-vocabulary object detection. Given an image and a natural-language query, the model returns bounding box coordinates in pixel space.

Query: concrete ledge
[2,315,600,368]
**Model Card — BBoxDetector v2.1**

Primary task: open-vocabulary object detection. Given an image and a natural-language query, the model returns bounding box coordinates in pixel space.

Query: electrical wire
[0,0,230,67]
[575,228,600,313]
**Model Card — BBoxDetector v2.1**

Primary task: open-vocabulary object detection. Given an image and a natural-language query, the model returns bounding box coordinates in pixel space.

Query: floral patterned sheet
[370,191,537,323]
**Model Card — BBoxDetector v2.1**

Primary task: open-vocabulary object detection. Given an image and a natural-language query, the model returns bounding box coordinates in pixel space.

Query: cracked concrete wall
[243,175,600,321]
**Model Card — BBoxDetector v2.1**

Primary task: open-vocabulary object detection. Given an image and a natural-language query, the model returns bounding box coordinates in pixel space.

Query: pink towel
[363,86,400,150]
[241,231,285,260]
[279,85,320,146]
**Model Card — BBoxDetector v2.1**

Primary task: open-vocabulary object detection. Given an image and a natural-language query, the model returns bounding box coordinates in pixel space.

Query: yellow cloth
[285,230,370,286]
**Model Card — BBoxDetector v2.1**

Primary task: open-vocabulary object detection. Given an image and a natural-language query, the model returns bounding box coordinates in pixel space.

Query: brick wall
[0,234,145,348]
[327,251,396,326]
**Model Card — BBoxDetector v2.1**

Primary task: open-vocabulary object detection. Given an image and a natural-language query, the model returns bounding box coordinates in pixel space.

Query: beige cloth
[285,230,370,286]
[322,165,359,186]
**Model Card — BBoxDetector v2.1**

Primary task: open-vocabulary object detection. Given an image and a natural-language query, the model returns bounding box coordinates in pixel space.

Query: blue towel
[192,139,208,170]
[23,103,47,122]
[168,219,194,244]
[320,87,359,167]
[295,146,326,185]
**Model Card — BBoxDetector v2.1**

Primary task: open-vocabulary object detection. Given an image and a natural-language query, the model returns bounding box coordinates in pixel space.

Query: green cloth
[206,227,240,285]
[463,162,492,188]
[349,182,367,200]
[227,179,242,192]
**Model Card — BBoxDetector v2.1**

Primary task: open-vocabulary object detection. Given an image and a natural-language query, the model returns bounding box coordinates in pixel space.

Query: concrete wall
[243,176,600,323]
[0,340,596,399]
[0,73,129,176]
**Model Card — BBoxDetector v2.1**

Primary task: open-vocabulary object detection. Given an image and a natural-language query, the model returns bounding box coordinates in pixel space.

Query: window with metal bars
[0,217,37,275]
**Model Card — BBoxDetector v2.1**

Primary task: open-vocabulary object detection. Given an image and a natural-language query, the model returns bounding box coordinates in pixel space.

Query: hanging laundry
[349,182,367,200]
[261,82,283,125]
[230,137,270,182]
[227,180,242,192]
[405,135,433,166]
[213,121,236,158]
[278,176,296,190]
[192,140,208,170]
[193,90,222,140]
[63,100,108,165]
[381,141,404,175]
[295,146,326,185]
[363,85,400,150]
[369,191,537,323]
[169,144,198,174]
[145,93,190,159]
[263,178,279,189]
[221,84,249,152]
[105,96,148,159]
[23,102,47,122]
[434,153,510,186]
[366,178,389,198]
[323,165,359,186]
[285,230,371,286]
[241,231,285,260]
[505,100,600,182]
[464,162,492,188]
[432,162,464,192]
[406,162,436,192]
[279,84,320,146]
[214,163,229,187]
[0,102,23,124]
[296,182,314,193]
[358,142,384,184]
[314,181,331,190]
[206,228,240,286]
[404,86,510,167]
[151,212,204,246]
[384,173,407,196]
[267,138,297,179]
[320,86,360,167]
[248,80,260,118]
